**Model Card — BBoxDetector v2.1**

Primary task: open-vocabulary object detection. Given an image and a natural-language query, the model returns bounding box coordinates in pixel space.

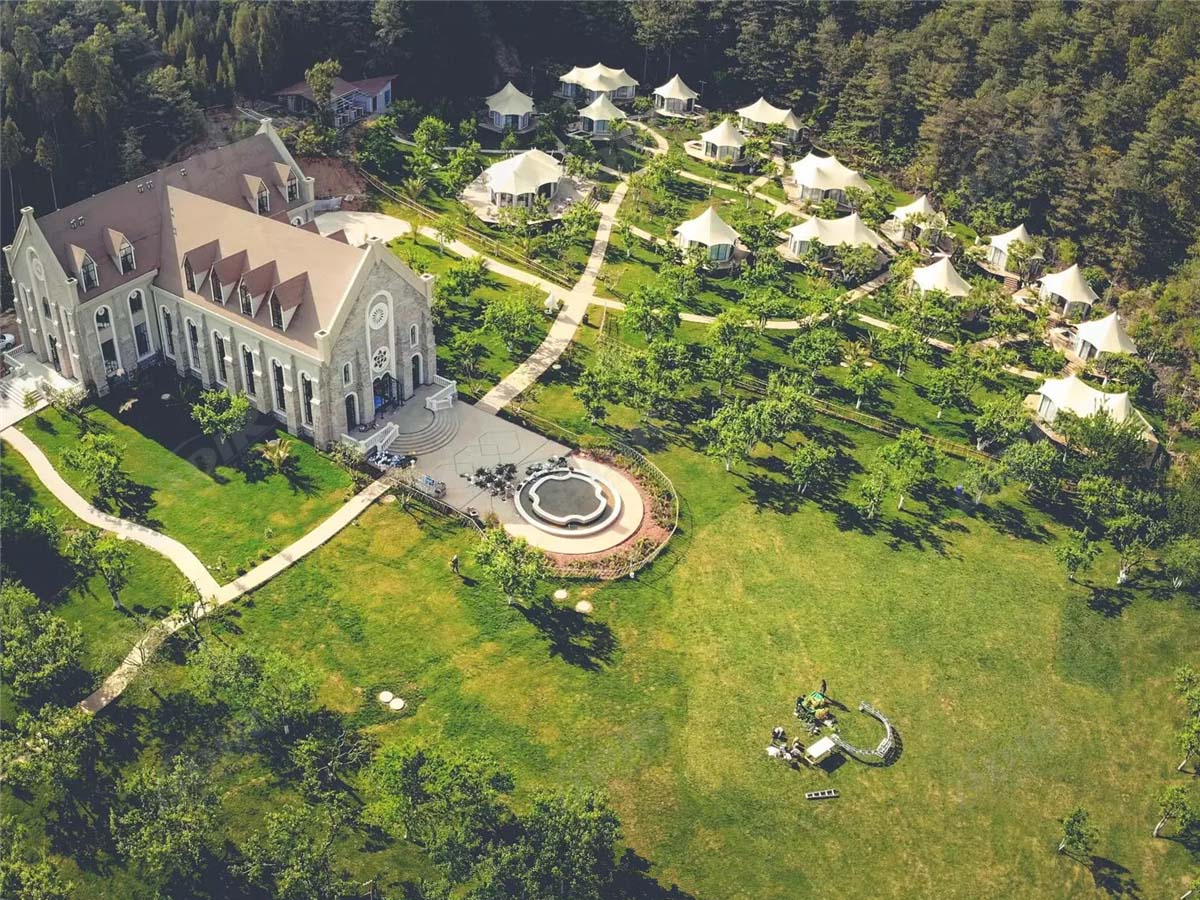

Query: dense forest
[0,0,1196,402]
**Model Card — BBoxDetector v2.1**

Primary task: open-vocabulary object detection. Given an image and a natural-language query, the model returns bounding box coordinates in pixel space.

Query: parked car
[0,333,16,351]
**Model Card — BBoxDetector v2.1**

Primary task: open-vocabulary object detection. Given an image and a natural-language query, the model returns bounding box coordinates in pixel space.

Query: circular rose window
[369,302,389,330]
[372,346,389,373]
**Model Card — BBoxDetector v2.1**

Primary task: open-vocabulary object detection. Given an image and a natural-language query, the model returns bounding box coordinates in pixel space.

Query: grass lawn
[387,234,553,399]
[17,385,353,574]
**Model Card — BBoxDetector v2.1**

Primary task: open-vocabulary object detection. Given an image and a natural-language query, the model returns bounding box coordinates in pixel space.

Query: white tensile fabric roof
[560,63,638,92]
[484,149,562,196]
[1075,312,1137,355]
[578,93,627,122]
[910,257,971,297]
[989,223,1034,252]
[891,194,935,222]
[700,119,746,148]
[788,212,885,249]
[485,82,535,117]
[737,97,802,130]
[675,207,740,247]
[790,152,871,192]
[1039,264,1099,306]
[1038,374,1133,423]
[653,74,698,101]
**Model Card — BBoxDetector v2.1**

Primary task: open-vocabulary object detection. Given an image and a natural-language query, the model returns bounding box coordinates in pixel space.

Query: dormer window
[118,242,135,274]
[286,172,299,203]
[184,258,196,292]
[211,275,224,303]
[81,255,99,291]
[257,188,270,214]
[269,294,284,330]
[239,283,252,315]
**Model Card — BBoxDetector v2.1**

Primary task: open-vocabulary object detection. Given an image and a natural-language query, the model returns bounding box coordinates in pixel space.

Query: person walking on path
[820,678,827,695]
[451,554,460,576]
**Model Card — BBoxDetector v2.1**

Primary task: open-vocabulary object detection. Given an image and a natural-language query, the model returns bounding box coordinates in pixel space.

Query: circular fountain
[514,467,623,537]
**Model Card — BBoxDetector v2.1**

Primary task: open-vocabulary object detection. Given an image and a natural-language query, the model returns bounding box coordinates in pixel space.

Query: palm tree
[400,175,428,205]
[259,438,293,473]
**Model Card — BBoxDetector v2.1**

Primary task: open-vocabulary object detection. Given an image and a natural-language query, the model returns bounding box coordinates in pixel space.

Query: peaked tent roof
[483,149,563,196]
[486,82,535,117]
[560,63,638,92]
[790,152,871,193]
[787,212,885,249]
[653,74,699,101]
[1075,312,1137,355]
[1038,264,1098,306]
[891,194,935,222]
[674,207,740,247]
[699,119,746,148]
[910,257,971,297]
[1037,374,1133,423]
[578,93,627,122]
[736,97,802,130]
[988,223,1034,252]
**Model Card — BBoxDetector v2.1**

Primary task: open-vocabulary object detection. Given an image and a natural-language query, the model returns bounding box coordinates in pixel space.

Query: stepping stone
[574,600,594,615]
[378,690,394,704]
[554,588,569,601]
[389,697,407,711]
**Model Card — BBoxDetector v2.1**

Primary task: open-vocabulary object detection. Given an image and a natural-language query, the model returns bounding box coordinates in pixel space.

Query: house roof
[275,74,396,103]
[578,94,627,122]
[988,223,1034,252]
[891,194,935,222]
[653,74,698,101]
[486,81,535,117]
[483,149,563,197]
[159,186,368,354]
[790,152,870,193]
[1037,374,1133,423]
[736,97,802,130]
[560,63,638,92]
[910,257,971,298]
[1039,264,1098,306]
[787,212,885,250]
[1075,312,1137,355]
[352,74,397,97]
[34,131,307,301]
[699,119,745,148]
[675,207,739,247]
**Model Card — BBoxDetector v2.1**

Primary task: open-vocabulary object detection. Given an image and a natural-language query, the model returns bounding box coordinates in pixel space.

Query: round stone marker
[575,600,594,615]
[378,690,394,704]
[389,697,407,711]
[160,393,171,401]
[553,588,569,601]
[382,494,397,504]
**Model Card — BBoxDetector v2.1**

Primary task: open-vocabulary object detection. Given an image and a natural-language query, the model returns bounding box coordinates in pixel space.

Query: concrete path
[630,120,669,155]
[315,209,412,245]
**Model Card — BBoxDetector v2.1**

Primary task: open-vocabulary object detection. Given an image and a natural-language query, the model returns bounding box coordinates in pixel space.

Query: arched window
[118,241,135,274]
[286,172,299,202]
[94,306,112,331]
[95,306,120,376]
[342,362,352,385]
[211,274,224,303]
[185,318,201,371]
[269,294,284,329]
[128,290,143,314]
[128,291,151,359]
[239,283,252,315]
[184,258,196,292]
[80,254,99,291]
[241,346,256,395]
[257,188,270,214]
[160,307,175,357]
[212,332,227,383]
[409,323,419,347]
[301,373,314,425]
[271,359,286,411]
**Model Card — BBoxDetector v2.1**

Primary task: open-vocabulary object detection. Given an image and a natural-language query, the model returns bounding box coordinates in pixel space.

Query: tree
[63,432,130,507]
[1152,785,1193,838]
[111,755,219,886]
[304,59,342,127]
[483,287,543,353]
[924,364,972,419]
[877,325,927,377]
[962,460,1005,505]
[1,818,72,900]
[235,804,354,900]
[1,117,28,222]
[1177,717,1200,774]
[700,399,755,472]
[119,127,146,181]
[259,437,293,473]
[1000,440,1060,497]
[413,115,450,164]
[447,330,488,380]
[789,443,837,496]
[1054,530,1099,584]
[846,356,887,411]
[191,389,250,442]
[1057,806,1097,859]
[857,470,890,520]
[191,646,315,743]
[33,133,57,208]
[1055,408,1148,480]
[4,705,98,805]
[705,308,755,397]
[1106,510,1162,585]
[93,535,132,610]
[833,243,882,285]
[972,393,1028,452]
[624,283,681,343]
[789,328,842,388]
[1162,537,1200,593]
[879,429,941,510]
[475,528,548,605]
[0,580,83,702]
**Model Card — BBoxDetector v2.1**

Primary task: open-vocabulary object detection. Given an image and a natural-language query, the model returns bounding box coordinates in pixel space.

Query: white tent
[577,94,627,135]
[790,152,870,202]
[485,82,535,131]
[698,119,745,161]
[653,74,698,102]
[560,63,638,99]
[1074,312,1137,359]
[910,257,971,298]
[675,207,740,261]
[891,195,935,223]
[786,212,885,255]
[1038,264,1098,317]
[1035,374,1133,424]
[484,149,563,205]
[736,97,802,137]
[987,224,1036,270]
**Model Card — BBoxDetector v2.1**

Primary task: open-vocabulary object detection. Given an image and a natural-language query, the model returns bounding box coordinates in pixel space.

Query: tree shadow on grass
[970,499,1053,544]
[611,848,697,900]
[1086,585,1134,619]
[1088,856,1142,898]
[519,596,616,671]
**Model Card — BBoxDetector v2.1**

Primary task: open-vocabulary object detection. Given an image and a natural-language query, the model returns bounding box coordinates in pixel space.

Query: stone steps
[0,375,42,405]
[388,405,460,456]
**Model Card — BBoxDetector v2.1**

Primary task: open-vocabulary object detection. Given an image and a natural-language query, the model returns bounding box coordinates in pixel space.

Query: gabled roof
[241,259,279,298]
[213,250,249,286]
[700,119,745,148]
[787,212,885,250]
[1038,264,1098,306]
[102,227,128,257]
[1037,374,1133,423]
[891,194,935,222]
[675,207,739,247]
[578,94,627,122]
[653,74,698,101]
[737,97,802,130]
[352,74,397,97]
[184,239,222,276]
[989,223,1034,252]
[275,74,396,103]
[241,174,267,209]
[790,152,870,193]
[325,228,349,243]
[68,243,90,274]
[910,257,971,298]
[486,81,535,117]
[1075,312,1137,355]
[483,149,563,196]
[560,63,638,92]
[272,271,310,311]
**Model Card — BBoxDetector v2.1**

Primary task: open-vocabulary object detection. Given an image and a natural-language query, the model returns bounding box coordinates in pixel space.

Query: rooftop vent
[180,167,187,176]
[137,183,145,193]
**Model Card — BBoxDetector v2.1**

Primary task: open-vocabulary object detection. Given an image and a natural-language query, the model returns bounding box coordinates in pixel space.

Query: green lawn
[17,387,353,573]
